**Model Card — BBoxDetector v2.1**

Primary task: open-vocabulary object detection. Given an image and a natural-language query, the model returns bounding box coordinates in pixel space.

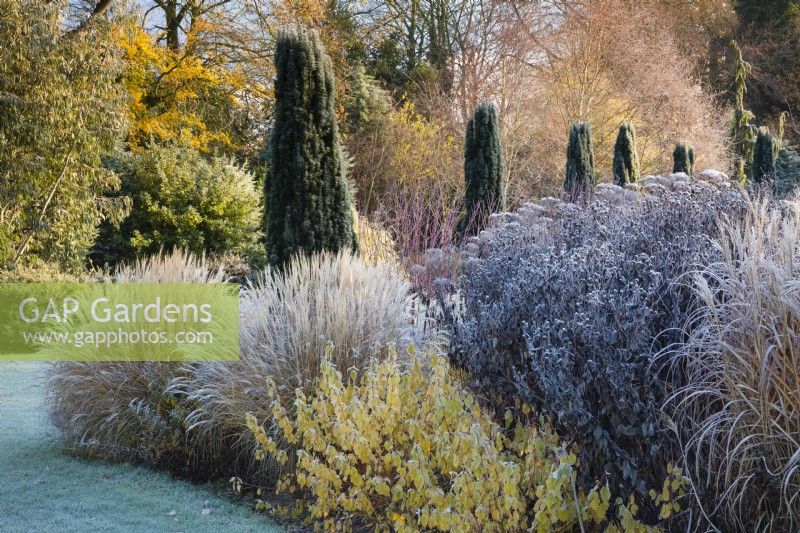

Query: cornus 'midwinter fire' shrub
[246,349,672,532]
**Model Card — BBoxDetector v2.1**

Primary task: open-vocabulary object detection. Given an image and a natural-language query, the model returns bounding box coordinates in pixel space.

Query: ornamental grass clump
[46,250,225,475]
[352,211,399,267]
[446,188,746,519]
[247,350,666,532]
[664,198,800,532]
[175,251,432,481]
[47,249,424,483]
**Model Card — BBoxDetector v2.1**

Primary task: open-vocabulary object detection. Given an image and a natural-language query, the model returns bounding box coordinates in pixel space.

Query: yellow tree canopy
[117,21,254,153]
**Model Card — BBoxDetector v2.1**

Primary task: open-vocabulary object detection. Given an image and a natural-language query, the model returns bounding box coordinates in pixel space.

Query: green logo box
[0,283,240,361]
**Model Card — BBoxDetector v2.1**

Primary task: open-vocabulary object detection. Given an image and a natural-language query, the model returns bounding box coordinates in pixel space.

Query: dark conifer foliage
[460,102,504,234]
[265,29,357,267]
[752,127,779,184]
[565,122,595,199]
[673,142,695,175]
[730,40,757,183]
[612,122,639,186]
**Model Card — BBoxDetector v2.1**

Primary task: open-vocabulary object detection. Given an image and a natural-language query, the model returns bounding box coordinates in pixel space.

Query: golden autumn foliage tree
[266,0,360,79]
[116,21,256,155]
[231,0,363,111]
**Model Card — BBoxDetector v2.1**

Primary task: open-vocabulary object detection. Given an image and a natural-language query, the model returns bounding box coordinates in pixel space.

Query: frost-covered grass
[0,362,281,533]
[46,251,431,485]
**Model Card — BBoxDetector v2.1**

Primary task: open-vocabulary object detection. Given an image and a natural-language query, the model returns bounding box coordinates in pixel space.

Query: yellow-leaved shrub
[247,348,664,532]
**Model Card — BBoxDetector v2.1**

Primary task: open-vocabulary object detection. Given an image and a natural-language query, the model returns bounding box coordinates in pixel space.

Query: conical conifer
[461,102,504,233]
[565,122,595,199]
[612,123,639,186]
[673,142,695,175]
[730,41,757,183]
[265,29,357,266]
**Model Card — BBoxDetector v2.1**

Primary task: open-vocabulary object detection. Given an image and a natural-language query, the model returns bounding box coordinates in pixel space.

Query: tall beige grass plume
[173,250,437,480]
[665,197,800,531]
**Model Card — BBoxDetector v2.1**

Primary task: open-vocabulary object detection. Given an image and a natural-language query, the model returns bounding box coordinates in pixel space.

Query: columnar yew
[461,102,504,233]
[673,142,695,175]
[612,123,639,186]
[565,122,595,199]
[265,29,357,267]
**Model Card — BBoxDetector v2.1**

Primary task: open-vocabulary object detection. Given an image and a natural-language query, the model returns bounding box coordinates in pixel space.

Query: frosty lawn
[0,363,280,532]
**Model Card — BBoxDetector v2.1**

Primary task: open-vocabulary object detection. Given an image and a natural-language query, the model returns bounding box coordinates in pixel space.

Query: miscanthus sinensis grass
[665,198,800,531]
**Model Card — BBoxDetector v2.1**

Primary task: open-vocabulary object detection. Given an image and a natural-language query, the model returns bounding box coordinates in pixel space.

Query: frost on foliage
[446,186,746,509]
[467,170,733,259]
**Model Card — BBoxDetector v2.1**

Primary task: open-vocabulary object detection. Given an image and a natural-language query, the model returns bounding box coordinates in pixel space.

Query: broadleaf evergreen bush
[92,143,262,267]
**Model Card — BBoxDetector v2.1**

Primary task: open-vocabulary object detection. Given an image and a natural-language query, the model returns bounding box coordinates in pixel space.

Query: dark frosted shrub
[774,145,800,196]
[752,127,779,184]
[613,122,639,186]
[565,122,595,199]
[445,188,746,518]
[672,142,695,175]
